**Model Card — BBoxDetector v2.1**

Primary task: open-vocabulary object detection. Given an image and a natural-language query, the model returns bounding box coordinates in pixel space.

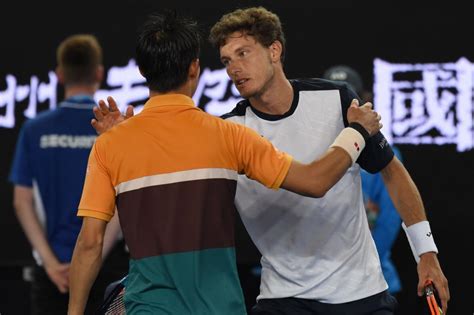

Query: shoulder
[292,78,356,113]
[292,78,356,104]
[292,78,357,121]
[95,113,145,148]
[292,78,351,93]
[220,99,250,120]
[20,109,60,133]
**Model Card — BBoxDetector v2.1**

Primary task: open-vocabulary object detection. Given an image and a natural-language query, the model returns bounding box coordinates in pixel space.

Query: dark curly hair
[209,7,286,62]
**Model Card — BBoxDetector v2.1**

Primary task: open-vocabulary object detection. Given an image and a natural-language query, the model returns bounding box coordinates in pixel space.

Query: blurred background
[1,2,472,314]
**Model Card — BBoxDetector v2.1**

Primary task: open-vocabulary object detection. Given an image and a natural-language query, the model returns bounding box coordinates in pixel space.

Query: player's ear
[96,65,104,83]
[56,66,65,84]
[269,41,282,63]
[188,58,200,79]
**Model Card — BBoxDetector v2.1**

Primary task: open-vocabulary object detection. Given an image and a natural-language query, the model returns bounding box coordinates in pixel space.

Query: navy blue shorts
[251,290,398,315]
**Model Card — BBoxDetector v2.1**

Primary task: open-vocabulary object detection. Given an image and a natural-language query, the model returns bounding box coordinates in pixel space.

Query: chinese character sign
[0,60,241,127]
[374,58,473,152]
[0,72,57,128]
[3,58,473,153]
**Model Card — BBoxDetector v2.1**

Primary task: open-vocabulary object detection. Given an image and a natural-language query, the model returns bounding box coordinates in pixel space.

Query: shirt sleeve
[339,83,394,173]
[357,133,394,173]
[9,124,34,187]
[232,123,293,189]
[77,140,116,222]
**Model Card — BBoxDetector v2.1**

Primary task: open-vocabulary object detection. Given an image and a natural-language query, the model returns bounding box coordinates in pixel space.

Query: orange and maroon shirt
[78,94,291,314]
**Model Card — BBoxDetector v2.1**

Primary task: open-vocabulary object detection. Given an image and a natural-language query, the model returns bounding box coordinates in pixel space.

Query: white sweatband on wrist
[330,127,366,164]
[402,221,438,263]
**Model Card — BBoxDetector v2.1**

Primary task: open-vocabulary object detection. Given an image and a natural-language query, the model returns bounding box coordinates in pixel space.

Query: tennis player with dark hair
[67,11,382,315]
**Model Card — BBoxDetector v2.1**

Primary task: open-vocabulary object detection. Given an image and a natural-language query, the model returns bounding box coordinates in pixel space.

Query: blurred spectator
[9,34,124,315]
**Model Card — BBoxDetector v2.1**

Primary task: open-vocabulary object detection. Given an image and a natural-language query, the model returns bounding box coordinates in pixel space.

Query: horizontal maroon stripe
[116,178,237,259]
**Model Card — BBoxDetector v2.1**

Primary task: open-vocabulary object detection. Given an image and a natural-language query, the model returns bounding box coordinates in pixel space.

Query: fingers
[56,275,69,293]
[47,265,70,294]
[440,296,448,314]
[435,280,450,314]
[417,279,424,297]
[91,118,106,135]
[108,96,119,112]
[98,99,110,115]
[57,283,68,293]
[350,99,359,108]
[346,100,381,136]
[91,119,103,135]
[360,102,373,110]
[97,97,132,118]
[416,255,449,314]
[125,105,134,119]
[93,106,104,121]
[98,97,119,114]
[420,279,449,315]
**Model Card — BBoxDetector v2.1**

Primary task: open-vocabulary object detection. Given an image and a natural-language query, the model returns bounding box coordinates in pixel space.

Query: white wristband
[402,221,438,263]
[330,127,366,164]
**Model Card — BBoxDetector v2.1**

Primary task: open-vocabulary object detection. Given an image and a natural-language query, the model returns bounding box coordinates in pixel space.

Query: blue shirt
[9,95,97,263]
[361,147,402,294]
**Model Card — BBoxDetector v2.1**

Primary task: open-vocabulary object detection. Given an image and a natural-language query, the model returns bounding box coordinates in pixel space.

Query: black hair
[136,10,201,92]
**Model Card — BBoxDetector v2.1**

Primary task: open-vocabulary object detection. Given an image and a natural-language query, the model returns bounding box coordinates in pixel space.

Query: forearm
[372,188,402,255]
[372,207,401,256]
[381,156,449,313]
[13,187,59,266]
[381,157,427,226]
[282,125,368,197]
[282,146,352,197]
[101,210,121,260]
[68,234,103,314]
[68,217,106,315]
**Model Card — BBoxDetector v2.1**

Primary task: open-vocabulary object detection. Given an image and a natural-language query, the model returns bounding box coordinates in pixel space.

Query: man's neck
[149,84,194,99]
[249,71,293,115]
[64,85,97,99]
